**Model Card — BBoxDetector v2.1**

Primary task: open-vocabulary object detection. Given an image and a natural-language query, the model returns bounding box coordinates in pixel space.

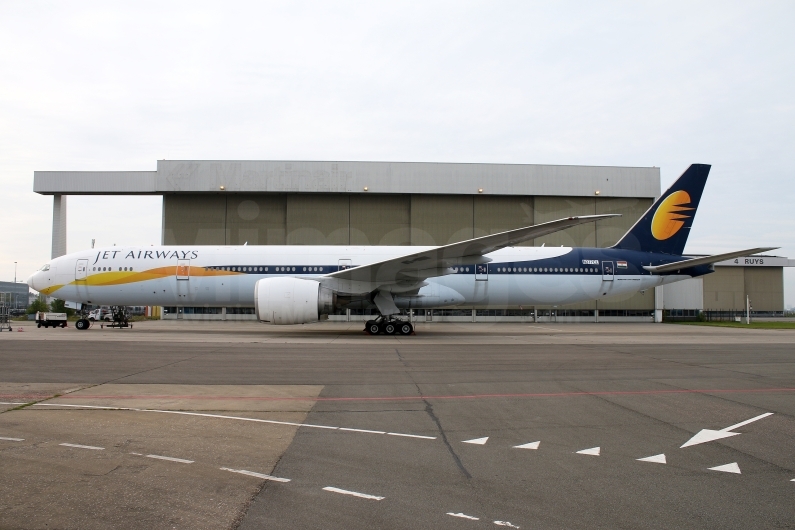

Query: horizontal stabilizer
[642,247,778,273]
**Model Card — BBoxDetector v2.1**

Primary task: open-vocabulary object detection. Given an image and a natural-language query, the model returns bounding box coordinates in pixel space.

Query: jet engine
[255,277,336,325]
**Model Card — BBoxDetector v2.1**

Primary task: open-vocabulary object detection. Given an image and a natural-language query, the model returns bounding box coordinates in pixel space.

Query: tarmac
[1,320,794,529]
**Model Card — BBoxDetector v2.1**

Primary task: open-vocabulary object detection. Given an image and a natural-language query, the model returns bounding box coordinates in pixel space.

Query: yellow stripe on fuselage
[68,266,242,287]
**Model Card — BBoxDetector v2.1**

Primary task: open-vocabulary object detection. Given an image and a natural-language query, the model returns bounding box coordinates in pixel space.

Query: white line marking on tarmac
[60,443,104,450]
[339,428,386,434]
[462,437,489,445]
[0,402,28,406]
[447,512,479,520]
[576,446,600,456]
[637,454,666,464]
[221,467,291,482]
[513,441,540,450]
[494,521,521,528]
[130,452,143,455]
[323,486,384,500]
[681,412,773,448]
[0,437,24,441]
[708,462,741,474]
[146,454,194,464]
[38,403,122,410]
[386,432,436,439]
[30,403,435,440]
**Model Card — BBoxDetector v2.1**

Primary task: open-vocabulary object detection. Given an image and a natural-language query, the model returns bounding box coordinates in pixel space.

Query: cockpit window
[40,264,50,271]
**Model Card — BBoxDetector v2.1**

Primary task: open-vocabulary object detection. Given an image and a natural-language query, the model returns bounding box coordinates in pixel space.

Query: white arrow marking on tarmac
[447,512,479,520]
[513,441,540,450]
[681,412,773,448]
[636,453,666,464]
[494,521,521,528]
[708,462,741,474]
[576,446,600,456]
[462,437,489,445]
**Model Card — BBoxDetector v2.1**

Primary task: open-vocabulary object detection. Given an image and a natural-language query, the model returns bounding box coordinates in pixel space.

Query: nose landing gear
[364,316,414,335]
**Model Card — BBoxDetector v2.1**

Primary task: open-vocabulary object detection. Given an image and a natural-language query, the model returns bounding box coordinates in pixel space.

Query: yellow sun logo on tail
[651,190,694,240]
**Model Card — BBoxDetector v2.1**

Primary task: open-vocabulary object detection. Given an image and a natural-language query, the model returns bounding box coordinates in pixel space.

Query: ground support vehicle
[35,312,67,328]
[88,308,113,322]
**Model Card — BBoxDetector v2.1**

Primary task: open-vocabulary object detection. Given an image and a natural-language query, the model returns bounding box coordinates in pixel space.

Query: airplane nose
[26,273,38,291]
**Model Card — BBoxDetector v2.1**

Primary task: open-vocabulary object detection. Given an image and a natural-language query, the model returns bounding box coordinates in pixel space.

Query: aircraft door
[602,261,614,281]
[176,260,191,280]
[75,259,88,281]
[476,263,488,281]
[176,259,191,305]
[338,259,352,271]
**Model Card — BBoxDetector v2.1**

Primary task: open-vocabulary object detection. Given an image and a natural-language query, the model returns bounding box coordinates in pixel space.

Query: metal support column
[51,194,67,258]
[654,285,664,323]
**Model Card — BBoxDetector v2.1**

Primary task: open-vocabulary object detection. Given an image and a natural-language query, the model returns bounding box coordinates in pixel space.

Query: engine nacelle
[255,277,335,325]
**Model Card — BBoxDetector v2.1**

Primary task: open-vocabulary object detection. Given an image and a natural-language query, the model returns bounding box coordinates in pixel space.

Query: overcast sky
[1,1,793,305]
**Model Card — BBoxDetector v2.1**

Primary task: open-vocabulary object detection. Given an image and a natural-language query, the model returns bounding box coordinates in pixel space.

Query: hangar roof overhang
[33,160,661,198]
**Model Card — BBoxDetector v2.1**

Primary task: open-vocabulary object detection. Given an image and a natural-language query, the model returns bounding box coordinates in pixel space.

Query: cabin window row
[494,267,597,273]
[206,266,324,272]
[93,266,134,272]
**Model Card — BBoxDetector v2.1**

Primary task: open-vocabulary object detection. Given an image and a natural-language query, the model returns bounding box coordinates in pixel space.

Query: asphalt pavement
[1,321,793,529]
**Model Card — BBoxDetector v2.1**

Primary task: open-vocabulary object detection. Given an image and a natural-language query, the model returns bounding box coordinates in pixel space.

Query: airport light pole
[14,261,17,309]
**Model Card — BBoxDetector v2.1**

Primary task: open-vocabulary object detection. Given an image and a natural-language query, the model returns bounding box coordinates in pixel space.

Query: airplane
[27,164,775,334]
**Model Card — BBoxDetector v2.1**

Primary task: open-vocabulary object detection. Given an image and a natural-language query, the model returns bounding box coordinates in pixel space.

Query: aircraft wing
[325,214,619,284]
[642,247,778,273]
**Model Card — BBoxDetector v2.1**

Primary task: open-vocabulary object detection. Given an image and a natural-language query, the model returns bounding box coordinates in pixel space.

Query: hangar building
[33,160,791,322]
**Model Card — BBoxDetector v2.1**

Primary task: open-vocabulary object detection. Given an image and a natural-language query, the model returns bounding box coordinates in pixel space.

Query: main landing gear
[364,316,413,335]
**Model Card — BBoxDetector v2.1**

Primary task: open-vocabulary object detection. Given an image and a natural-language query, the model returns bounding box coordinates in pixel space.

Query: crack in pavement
[395,348,471,479]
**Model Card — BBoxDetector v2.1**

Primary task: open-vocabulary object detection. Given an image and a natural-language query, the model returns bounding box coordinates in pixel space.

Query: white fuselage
[28,245,678,309]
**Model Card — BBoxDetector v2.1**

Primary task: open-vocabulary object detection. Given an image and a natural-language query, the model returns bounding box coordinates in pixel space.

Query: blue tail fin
[613,164,711,255]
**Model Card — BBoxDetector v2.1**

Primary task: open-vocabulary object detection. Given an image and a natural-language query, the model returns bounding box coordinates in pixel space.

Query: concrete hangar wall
[33,160,789,321]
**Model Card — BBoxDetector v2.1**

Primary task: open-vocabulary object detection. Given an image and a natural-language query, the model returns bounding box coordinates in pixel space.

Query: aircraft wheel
[398,322,413,335]
[37,323,41,328]
[382,322,397,335]
[366,321,381,335]
[75,319,90,331]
